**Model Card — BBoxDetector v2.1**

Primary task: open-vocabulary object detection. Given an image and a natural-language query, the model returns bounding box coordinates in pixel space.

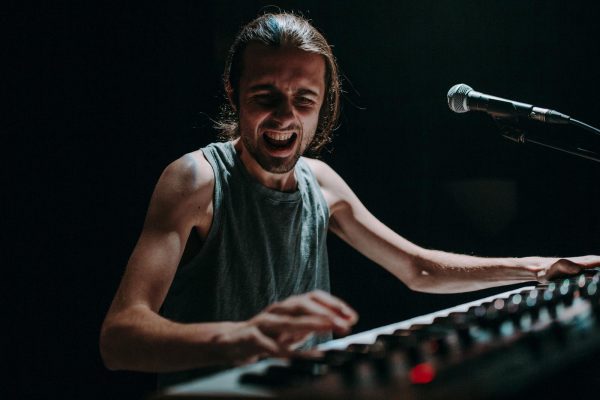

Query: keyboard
[157,270,600,399]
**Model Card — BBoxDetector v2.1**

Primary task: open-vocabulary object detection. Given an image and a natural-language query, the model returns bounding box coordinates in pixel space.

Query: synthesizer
[156,270,600,399]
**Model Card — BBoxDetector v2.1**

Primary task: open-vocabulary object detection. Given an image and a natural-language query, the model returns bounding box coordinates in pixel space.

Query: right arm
[99,152,357,373]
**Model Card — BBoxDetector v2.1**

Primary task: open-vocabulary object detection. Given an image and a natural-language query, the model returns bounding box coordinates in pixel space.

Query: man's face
[236,43,326,174]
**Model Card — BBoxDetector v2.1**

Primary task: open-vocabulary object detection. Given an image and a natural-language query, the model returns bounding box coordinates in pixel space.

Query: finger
[257,313,336,336]
[308,290,359,323]
[277,331,313,348]
[227,327,281,366]
[545,259,583,280]
[557,259,583,274]
[293,348,324,359]
[233,355,260,366]
[565,255,600,268]
[279,334,321,356]
[269,298,354,333]
[245,328,280,355]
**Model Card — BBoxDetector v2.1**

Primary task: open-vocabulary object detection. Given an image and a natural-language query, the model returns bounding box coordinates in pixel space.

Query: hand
[532,255,600,282]
[215,291,358,365]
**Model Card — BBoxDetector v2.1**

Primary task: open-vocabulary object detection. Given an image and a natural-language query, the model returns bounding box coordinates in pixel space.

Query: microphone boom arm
[497,118,600,163]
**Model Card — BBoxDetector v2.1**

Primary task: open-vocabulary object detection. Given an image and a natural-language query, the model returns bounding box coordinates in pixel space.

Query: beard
[240,121,309,174]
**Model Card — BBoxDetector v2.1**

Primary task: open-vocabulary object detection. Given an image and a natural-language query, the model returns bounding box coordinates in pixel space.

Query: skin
[234,42,326,190]
[100,43,600,373]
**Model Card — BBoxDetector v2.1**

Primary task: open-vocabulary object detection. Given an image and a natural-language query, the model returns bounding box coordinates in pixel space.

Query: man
[99,12,600,387]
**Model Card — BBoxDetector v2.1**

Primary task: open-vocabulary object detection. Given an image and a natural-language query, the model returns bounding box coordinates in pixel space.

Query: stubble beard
[240,125,308,174]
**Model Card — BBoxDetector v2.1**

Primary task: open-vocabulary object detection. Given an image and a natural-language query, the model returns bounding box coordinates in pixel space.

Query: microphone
[447,83,570,124]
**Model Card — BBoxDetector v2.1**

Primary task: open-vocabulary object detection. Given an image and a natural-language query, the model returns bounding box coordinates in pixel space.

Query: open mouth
[262,131,298,151]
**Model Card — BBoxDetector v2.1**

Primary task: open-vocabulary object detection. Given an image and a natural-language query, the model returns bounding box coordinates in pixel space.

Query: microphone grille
[447,83,473,113]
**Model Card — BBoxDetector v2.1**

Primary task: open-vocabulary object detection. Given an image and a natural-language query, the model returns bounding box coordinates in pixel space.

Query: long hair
[217,12,341,157]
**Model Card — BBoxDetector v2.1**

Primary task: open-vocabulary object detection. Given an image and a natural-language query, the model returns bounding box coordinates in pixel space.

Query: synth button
[346,343,372,354]
[376,333,416,351]
[447,311,470,323]
[323,349,356,367]
[338,358,359,386]
[506,294,525,327]
[393,328,418,338]
[485,314,503,335]
[347,341,387,361]
[486,300,507,332]
[405,324,433,339]
[574,274,587,290]
[395,328,425,342]
[409,362,436,385]
[583,267,600,280]
[408,325,433,341]
[289,355,328,377]
[507,293,523,307]
[406,343,423,366]
[339,358,391,389]
[429,316,459,332]
[336,358,378,388]
[455,323,474,348]
[432,316,451,325]
[492,298,508,312]
[558,279,575,306]
[524,292,541,322]
[470,305,488,328]
[438,312,471,327]
[582,280,598,299]
[368,348,394,384]
[419,324,456,341]
[540,288,560,319]
[422,334,450,358]
[410,323,428,329]
[472,304,502,333]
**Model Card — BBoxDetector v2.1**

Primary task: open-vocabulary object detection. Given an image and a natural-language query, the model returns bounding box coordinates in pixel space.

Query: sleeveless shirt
[158,141,331,387]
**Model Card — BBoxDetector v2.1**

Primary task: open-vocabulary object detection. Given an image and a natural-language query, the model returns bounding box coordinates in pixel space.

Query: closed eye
[295,96,317,108]
[252,94,278,106]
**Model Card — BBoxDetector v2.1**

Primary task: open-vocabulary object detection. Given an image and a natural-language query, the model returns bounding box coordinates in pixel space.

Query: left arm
[307,159,600,293]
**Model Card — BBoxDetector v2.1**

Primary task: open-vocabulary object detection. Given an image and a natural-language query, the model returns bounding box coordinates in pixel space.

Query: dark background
[9,1,600,399]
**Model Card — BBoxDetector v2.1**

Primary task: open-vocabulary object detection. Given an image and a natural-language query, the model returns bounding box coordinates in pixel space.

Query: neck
[233,139,298,192]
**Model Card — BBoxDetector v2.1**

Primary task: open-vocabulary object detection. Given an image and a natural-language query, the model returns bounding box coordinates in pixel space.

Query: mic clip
[493,117,527,144]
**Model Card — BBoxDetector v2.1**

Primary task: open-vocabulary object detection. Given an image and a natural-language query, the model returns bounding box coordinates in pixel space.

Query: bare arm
[307,159,600,294]
[100,153,357,373]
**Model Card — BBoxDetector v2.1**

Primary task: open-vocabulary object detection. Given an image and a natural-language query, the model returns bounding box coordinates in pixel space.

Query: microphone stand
[495,117,600,163]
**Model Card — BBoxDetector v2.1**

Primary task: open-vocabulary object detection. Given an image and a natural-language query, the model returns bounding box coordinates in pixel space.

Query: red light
[409,363,436,384]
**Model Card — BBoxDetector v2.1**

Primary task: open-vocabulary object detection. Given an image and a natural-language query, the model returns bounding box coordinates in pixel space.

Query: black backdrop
[9,1,600,399]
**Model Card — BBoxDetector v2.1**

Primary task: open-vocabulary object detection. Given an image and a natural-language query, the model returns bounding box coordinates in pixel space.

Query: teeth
[264,131,294,141]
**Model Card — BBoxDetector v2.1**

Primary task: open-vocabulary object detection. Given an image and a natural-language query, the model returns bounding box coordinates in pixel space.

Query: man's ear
[225,82,237,112]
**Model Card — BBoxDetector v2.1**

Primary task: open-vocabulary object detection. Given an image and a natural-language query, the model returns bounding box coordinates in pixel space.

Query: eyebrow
[247,84,320,97]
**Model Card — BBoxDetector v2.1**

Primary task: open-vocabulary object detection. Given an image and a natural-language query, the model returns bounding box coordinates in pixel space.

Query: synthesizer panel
[158,270,600,399]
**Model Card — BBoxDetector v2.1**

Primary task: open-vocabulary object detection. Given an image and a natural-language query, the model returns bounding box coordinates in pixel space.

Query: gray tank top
[158,141,331,387]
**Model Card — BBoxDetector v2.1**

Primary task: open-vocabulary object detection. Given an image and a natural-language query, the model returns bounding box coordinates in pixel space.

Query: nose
[272,99,295,125]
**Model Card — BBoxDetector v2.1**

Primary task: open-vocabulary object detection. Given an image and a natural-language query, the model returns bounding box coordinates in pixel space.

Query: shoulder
[302,157,351,192]
[150,150,215,218]
[302,158,354,214]
[159,150,214,194]
[303,157,339,187]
